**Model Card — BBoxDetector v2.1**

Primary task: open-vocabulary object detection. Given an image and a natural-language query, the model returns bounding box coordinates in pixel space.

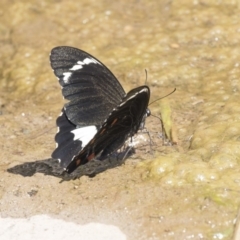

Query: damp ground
[1,1,240,239]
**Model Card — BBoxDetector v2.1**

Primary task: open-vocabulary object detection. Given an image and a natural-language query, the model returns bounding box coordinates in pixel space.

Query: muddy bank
[1,1,240,239]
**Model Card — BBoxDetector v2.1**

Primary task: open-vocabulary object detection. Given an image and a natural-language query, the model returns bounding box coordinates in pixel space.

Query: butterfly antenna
[144,69,148,85]
[148,88,176,106]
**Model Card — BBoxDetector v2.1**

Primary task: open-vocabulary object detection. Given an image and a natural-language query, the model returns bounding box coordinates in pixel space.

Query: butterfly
[50,46,150,174]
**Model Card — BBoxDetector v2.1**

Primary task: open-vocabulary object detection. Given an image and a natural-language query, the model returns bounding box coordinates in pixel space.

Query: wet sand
[1,1,240,239]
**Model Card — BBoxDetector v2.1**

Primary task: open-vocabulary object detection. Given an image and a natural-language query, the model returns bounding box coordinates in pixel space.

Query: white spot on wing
[62,57,102,84]
[77,57,102,65]
[69,65,83,71]
[71,125,97,148]
[63,72,72,83]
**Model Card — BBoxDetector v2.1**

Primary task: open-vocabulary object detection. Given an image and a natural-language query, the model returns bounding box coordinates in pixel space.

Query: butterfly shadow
[7,148,134,181]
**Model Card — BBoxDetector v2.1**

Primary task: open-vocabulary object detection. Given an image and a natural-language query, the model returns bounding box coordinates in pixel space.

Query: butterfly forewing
[50,46,125,126]
[66,85,150,173]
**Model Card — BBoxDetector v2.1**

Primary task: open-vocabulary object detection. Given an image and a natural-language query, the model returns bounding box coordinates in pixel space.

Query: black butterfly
[50,46,150,174]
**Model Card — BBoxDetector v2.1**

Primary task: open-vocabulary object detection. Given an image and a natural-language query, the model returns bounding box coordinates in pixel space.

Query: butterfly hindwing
[52,109,98,168]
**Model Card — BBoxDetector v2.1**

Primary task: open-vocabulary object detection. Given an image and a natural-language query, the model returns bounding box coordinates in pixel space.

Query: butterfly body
[50,46,150,173]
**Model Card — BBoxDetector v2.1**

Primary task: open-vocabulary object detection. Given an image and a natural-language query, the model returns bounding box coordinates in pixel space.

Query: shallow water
[1,0,240,239]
